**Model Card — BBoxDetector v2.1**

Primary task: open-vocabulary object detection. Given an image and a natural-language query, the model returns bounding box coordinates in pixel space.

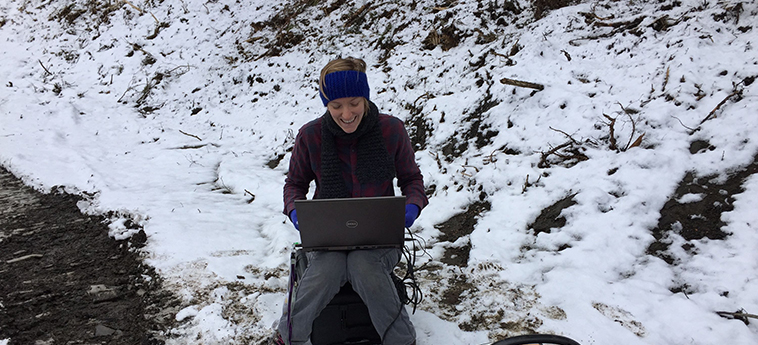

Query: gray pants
[278,248,415,345]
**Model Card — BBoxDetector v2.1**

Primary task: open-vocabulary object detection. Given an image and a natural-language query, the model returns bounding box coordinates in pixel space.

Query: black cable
[399,227,424,313]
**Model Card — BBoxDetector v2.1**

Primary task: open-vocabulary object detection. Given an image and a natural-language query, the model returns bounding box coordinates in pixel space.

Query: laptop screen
[295,196,406,251]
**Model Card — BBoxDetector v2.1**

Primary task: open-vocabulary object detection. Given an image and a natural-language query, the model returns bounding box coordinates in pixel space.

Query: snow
[2,0,757,344]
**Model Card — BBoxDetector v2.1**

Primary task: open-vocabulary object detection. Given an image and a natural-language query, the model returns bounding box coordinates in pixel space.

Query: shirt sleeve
[390,118,429,211]
[283,125,318,216]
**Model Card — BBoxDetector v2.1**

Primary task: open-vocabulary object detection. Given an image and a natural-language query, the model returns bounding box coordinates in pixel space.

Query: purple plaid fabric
[283,113,428,216]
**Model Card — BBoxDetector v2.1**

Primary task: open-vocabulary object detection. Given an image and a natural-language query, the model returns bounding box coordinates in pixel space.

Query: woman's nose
[339,108,352,119]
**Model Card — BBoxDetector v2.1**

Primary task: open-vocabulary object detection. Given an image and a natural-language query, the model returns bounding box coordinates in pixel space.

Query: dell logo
[346,220,359,228]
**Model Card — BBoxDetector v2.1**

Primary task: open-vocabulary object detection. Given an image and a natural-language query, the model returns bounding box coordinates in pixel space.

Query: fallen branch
[593,16,644,29]
[344,3,371,28]
[122,0,144,13]
[699,90,741,125]
[717,310,758,325]
[38,60,52,76]
[578,11,615,22]
[549,127,581,145]
[538,141,575,168]
[179,130,202,141]
[569,16,645,46]
[7,254,43,264]
[174,144,208,150]
[500,77,544,90]
[489,49,510,59]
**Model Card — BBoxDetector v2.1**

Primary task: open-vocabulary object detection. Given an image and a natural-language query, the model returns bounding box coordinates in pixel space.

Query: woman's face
[327,97,365,133]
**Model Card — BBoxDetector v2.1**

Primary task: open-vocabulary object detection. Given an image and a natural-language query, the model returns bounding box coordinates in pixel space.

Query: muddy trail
[0,167,177,345]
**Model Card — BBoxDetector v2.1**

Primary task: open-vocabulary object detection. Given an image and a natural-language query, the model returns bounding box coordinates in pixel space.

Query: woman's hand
[404,204,420,228]
[289,210,299,230]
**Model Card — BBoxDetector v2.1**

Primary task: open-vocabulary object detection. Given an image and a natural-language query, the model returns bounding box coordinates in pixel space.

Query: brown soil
[0,167,176,345]
[647,150,758,266]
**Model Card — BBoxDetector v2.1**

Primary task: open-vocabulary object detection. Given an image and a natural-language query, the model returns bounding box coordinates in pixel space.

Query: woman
[276,57,428,345]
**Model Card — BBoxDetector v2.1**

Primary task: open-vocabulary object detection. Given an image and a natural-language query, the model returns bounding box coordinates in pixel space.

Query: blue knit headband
[319,70,370,106]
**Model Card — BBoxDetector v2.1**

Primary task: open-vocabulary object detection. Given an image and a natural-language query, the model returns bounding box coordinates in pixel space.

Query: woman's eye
[350,103,359,107]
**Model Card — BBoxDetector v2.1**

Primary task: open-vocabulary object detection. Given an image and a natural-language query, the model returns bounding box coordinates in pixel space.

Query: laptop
[295,196,406,251]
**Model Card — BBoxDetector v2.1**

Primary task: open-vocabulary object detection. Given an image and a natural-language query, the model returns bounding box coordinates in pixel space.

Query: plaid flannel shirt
[283,113,428,217]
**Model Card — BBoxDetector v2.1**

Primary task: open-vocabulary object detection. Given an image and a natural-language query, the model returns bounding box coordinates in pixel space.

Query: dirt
[647,149,758,268]
[435,199,491,267]
[0,167,177,345]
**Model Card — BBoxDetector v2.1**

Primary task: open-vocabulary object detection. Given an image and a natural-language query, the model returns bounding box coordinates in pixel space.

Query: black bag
[310,282,382,345]
[289,247,407,345]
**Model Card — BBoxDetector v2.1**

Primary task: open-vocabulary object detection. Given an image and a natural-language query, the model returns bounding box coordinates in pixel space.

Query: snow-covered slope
[2,0,757,344]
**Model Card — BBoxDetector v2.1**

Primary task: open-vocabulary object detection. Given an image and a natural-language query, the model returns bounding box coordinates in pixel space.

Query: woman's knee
[347,248,399,273]
[304,251,348,283]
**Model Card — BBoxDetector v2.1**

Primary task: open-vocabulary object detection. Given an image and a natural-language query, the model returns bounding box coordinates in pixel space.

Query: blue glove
[289,210,299,230]
[404,204,420,228]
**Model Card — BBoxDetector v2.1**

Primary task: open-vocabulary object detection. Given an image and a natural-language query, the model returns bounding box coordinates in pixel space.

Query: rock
[95,324,117,336]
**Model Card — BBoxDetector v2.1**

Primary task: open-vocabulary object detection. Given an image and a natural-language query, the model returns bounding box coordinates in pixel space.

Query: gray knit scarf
[319,101,395,199]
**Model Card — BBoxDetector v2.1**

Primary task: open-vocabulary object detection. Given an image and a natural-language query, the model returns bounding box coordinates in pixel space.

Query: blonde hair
[319,57,370,109]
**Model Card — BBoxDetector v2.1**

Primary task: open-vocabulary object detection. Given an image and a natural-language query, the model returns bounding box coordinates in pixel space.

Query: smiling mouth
[341,117,357,124]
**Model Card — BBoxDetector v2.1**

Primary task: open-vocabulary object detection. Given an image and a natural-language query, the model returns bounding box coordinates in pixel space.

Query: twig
[136,78,155,104]
[500,77,544,90]
[522,175,529,193]
[179,130,202,141]
[117,79,138,103]
[167,64,193,75]
[616,101,639,114]
[603,114,618,150]
[522,174,541,193]
[174,144,208,150]
[699,90,740,125]
[603,114,618,151]
[414,92,434,105]
[538,141,572,168]
[123,0,144,13]
[482,149,498,165]
[672,116,697,131]
[561,49,572,61]
[490,49,509,59]
[549,127,581,145]
[662,66,670,92]
[578,11,615,22]
[244,189,256,203]
[717,310,758,325]
[625,113,637,150]
[38,60,52,75]
[7,254,44,264]
[344,3,372,28]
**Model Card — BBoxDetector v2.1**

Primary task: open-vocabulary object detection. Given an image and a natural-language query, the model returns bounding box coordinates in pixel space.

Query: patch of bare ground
[0,167,178,345]
[435,200,491,267]
[647,144,758,269]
